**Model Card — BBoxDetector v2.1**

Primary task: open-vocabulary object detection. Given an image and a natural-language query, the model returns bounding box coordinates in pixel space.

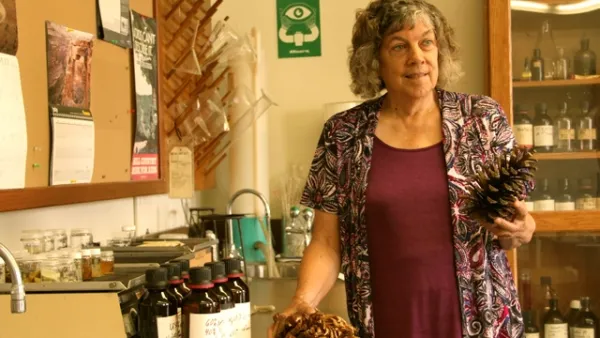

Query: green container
[232,216,268,263]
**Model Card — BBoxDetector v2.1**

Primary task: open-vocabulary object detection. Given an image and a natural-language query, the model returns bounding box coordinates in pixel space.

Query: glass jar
[17,254,42,283]
[91,248,102,278]
[81,249,92,281]
[72,251,83,282]
[100,250,114,275]
[20,230,44,254]
[42,231,55,252]
[51,229,68,250]
[70,228,93,249]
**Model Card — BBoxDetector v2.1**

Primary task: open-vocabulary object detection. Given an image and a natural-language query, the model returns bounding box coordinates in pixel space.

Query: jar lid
[101,250,114,257]
[50,229,67,235]
[72,251,82,259]
[71,228,91,235]
[81,249,91,256]
[20,230,43,240]
[91,248,101,255]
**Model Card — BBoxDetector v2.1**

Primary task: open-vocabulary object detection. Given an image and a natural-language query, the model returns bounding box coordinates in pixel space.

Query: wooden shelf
[532,210,600,232]
[534,152,600,160]
[513,78,600,88]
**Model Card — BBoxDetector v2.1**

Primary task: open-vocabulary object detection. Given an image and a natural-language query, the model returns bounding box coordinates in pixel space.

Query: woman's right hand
[267,297,316,338]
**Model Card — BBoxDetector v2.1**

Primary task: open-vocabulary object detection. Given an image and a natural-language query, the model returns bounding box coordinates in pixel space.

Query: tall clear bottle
[535,20,558,80]
[555,101,575,152]
[576,100,597,151]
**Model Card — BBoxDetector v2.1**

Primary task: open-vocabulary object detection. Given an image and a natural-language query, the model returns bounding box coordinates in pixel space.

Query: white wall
[200,0,488,217]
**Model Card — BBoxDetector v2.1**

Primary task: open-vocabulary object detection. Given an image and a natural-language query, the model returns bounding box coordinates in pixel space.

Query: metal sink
[249,277,348,337]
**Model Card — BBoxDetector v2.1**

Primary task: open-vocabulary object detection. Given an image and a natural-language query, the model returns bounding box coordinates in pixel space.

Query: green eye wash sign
[276,0,322,58]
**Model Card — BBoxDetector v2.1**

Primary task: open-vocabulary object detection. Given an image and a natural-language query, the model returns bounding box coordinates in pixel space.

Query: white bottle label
[514,124,534,146]
[190,313,221,337]
[555,201,575,211]
[534,199,555,211]
[177,308,182,338]
[156,315,178,338]
[219,308,235,338]
[234,302,252,338]
[578,128,597,140]
[525,201,535,212]
[534,125,554,146]
[573,327,595,338]
[576,198,596,210]
[525,333,539,338]
[544,323,568,338]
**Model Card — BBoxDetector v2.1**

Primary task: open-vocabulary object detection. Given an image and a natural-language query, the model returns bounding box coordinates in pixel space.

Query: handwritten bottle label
[555,201,575,211]
[219,309,235,338]
[544,323,568,338]
[156,315,178,338]
[573,327,595,338]
[578,128,597,140]
[534,199,555,211]
[190,313,221,338]
[514,124,533,147]
[525,333,539,338]
[234,302,252,338]
[534,125,554,147]
[177,308,182,338]
[559,128,575,140]
[576,197,596,210]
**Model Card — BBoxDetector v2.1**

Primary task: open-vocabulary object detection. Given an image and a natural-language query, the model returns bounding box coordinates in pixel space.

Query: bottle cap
[540,276,551,285]
[522,310,533,324]
[161,263,181,281]
[571,299,582,309]
[189,267,212,286]
[81,249,91,256]
[174,259,190,275]
[224,258,243,275]
[535,102,547,111]
[145,268,168,289]
[205,261,227,281]
[580,297,590,308]
[91,248,101,255]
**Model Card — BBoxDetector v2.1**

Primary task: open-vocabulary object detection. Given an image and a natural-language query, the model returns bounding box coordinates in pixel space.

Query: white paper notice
[169,146,194,199]
[50,116,95,185]
[0,53,27,189]
[98,0,122,33]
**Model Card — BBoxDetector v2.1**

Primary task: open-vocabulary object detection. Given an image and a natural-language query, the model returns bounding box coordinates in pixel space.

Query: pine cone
[273,312,358,338]
[463,146,537,222]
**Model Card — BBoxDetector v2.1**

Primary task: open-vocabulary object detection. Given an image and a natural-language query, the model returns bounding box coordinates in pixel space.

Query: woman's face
[378,16,439,99]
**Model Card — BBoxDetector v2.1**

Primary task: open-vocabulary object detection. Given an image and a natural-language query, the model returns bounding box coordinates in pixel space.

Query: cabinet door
[517,231,600,320]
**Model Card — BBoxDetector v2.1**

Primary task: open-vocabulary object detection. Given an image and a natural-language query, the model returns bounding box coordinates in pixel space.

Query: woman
[270,1,535,337]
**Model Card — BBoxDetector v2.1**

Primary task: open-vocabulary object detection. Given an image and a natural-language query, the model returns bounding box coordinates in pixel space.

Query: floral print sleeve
[300,120,339,215]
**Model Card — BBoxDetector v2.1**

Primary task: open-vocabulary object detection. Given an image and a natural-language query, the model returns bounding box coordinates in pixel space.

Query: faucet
[0,243,26,313]
[225,189,275,275]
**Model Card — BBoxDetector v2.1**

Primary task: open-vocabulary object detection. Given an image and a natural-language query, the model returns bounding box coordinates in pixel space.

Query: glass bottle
[574,37,597,76]
[224,258,251,337]
[100,250,114,275]
[576,100,596,151]
[520,270,533,310]
[543,298,568,338]
[566,299,581,338]
[173,260,192,298]
[162,263,185,338]
[81,249,93,281]
[554,47,569,80]
[533,103,555,152]
[531,49,544,81]
[572,297,598,338]
[182,267,221,338]
[91,248,102,278]
[534,179,555,211]
[514,104,534,149]
[523,310,540,337]
[535,20,557,80]
[555,178,575,211]
[555,101,574,152]
[139,268,179,338]
[205,261,235,338]
[576,178,596,210]
[522,57,533,81]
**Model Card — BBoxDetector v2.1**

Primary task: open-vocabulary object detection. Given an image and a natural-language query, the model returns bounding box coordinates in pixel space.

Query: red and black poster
[130,10,158,180]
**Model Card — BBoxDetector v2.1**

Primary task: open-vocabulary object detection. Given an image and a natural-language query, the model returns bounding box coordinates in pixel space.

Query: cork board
[14,0,153,187]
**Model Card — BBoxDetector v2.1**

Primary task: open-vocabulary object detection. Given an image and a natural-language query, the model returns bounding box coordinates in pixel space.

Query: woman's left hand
[482,200,536,249]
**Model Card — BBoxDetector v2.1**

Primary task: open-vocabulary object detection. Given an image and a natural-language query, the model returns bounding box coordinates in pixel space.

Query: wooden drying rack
[157,0,229,190]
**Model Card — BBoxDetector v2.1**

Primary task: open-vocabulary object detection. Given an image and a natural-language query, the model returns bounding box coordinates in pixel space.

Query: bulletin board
[14,0,154,187]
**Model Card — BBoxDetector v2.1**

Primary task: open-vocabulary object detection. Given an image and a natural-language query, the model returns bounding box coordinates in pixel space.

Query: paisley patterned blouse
[300,88,527,338]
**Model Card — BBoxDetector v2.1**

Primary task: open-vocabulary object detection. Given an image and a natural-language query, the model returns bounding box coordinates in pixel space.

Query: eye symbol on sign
[284,5,312,21]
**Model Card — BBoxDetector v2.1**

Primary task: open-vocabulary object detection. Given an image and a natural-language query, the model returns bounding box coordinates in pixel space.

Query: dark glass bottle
[555,101,575,152]
[533,103,555,152]
[162,263,185,338]
[205,261,234,337]
[138,268,179,338]
[224,258,251,337]
[182,267,220,338]
[574,38,597,76]
[531,48,544,81]
[514,104,534,149]
[566,299,581,338]
[572,297,598,338]
[576,178,596,210]
[173,260,191,298]
[523,310,540,337]
[543,298,568,337]
[576,100,597,151]
[555,178,575,211]
[534,178,555,212]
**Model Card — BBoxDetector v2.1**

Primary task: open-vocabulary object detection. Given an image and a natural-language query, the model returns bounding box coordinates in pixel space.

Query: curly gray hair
[349,0,463,99]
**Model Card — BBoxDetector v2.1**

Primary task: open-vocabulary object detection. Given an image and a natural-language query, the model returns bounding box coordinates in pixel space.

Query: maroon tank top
[366,136,462,338]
